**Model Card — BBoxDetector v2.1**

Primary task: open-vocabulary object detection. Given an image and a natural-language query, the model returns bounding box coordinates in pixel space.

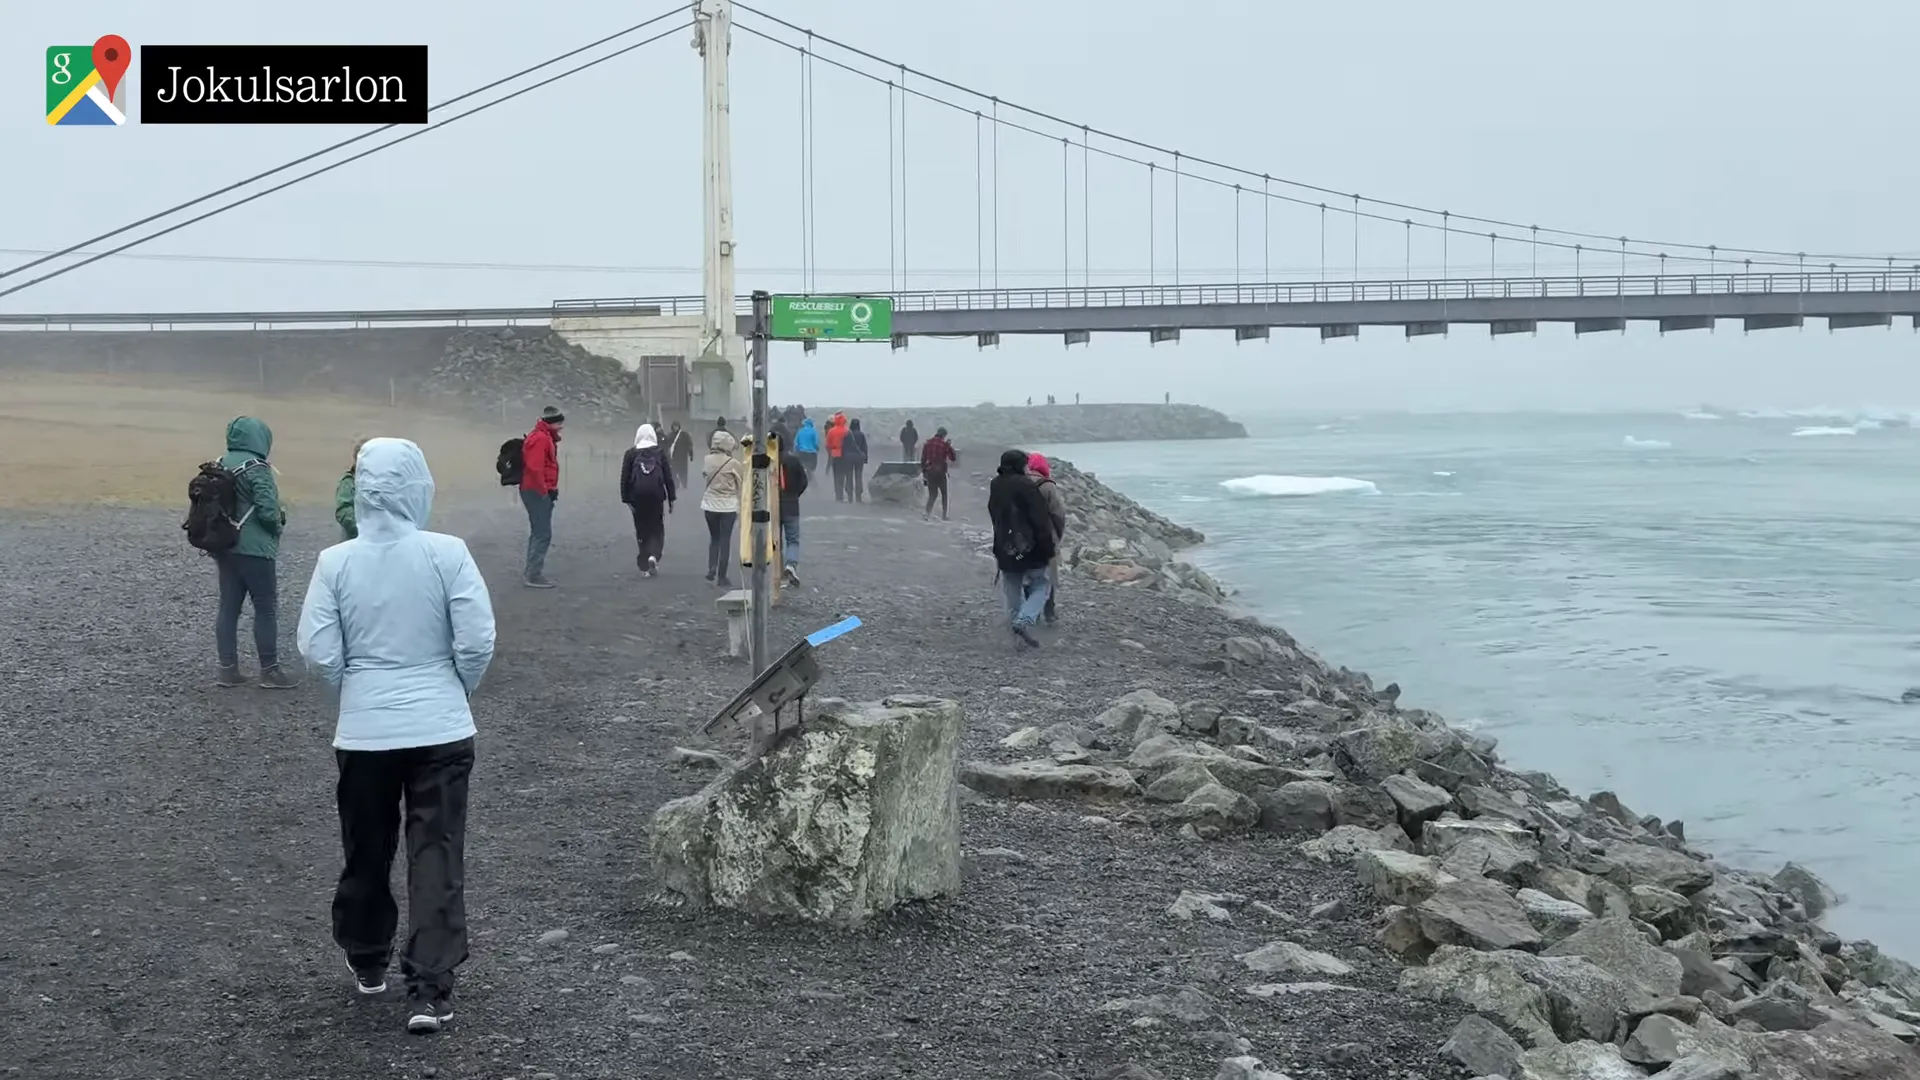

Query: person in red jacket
[519,405,564,587]
[824,412,849,501]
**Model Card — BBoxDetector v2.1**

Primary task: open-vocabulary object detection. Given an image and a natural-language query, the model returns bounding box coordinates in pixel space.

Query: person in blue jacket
[296,437,496,1036]
[792,415,821,475]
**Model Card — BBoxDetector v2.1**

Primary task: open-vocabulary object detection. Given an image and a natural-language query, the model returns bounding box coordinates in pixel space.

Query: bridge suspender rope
[974,111,983,290]
[887,80,896,293]
[0,11,693,301]
[900,64,909,293]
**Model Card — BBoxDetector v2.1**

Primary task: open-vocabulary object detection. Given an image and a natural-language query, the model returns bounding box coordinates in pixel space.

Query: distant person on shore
[1075,393,1080,405]
[775,425,808,587]
[665,421,695,486]
[335,437,369,541]
[988,449,1056,648]
[899,419,919,463]
[1028,453,1067,625]
[196,416,297,689]
[793,416,821,476]
[1163,391,1170,405]
[920,426,956,520]
[825,412,850,501]
[517,406,564,588]
[620,423,676,577]
[295,437,496,1036]
[844,418,870,502]
[701,430,746,588]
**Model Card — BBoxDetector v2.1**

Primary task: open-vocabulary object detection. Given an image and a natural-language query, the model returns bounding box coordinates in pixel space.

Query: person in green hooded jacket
[214,416,297,690]
[335,437,368,540]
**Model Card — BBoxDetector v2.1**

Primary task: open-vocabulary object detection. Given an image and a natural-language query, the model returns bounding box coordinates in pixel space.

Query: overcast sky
[7,0,1920,412]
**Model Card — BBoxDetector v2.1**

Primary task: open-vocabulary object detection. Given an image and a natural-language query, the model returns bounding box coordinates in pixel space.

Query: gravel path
[0,482,1460,1080]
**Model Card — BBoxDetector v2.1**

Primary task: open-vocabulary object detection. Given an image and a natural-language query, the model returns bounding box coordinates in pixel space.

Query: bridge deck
[4,271,1918,337]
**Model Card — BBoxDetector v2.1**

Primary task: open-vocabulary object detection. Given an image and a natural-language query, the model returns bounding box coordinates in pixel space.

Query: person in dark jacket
[620,423,677,576]
[519,406,564,588]
[774,426,808,587]
[335,437,369,541]
[899,419,919,463]
[987,449,1057,648]
[665,421,696,486]
[920,427,957,520]
[214,415,298,689]
[844,418,871,502]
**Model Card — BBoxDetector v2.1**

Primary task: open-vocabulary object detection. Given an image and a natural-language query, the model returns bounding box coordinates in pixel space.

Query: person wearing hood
[899,419,919,463]
[700,430,747,587]
[664,421,696,486]
[920,426,957,520]
[987,449,1057,647]
[335,437,369,541]
[1028,453,1068,625]
[296,437,496,1036]
[773,424,809,587]
[825,412,850,501]
[518,406,564,588]
[844,418,871,502]
[793,416,821,476]
[621,423,677,577]
[214,415,297,689]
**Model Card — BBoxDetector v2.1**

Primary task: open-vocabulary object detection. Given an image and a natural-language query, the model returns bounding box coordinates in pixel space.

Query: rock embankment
[812,402,1246,450]
[948,463,1920,1079]
[423,328,639,426]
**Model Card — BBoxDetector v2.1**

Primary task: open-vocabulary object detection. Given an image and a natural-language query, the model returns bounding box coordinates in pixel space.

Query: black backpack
[496,437,526,486]
[626,450,668,501]
[996,488,1037,562]
[183,460,261,553]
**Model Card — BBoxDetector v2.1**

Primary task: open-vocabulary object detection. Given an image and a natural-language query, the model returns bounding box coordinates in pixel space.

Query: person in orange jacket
[824,412,850,502]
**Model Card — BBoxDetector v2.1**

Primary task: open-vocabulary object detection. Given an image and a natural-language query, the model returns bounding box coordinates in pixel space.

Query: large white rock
[650,696,963,925]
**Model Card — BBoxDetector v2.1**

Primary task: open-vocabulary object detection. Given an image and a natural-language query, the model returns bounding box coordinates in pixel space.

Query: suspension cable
[1147,162,1156,286]
[974,111,982,290]
[1082,126,1090,293]
[991,97,1000,289]
[1351,194,1360,280]
[1061,138,1070,288]
[0,21,690,301]
[900,63,909,292]
[806,33,817,292]
[1172,150,1182,286]
[797,42,810,292]
[1,5,690,285]
[1319,204,1326,282]
[888,80,897,293]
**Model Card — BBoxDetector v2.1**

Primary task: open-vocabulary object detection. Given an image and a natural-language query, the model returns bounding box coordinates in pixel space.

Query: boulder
[1223,636,1267,667]
[1773,862,1841,921]
[651,697,962,925]
[1415,878,1543,953]
[1522,954,1655,1043]
[1357,849,1456,907]
[1629,884,1697,940]
[1534,866,1597,909]
[1099,985,1222,1026]
[1169,782,1260,832]
[1329,782,1400,829]
[1422,814,1538,859]
[1400,946,1559,1048]
[1753,1017,1920,1079]
[959,759,1140,802]
[1513,1041,1645,1080]
[1330,716,1442,782]
[1666,947,1747,1000]
[1600,842,1715,895]
[1168,890,1244,923]
[1725,985,1827,1032]
[1144,762,1222,803]
[1622,1013,1698,1068]
[1255,780,1336,833]
[1459,783,1534,823]
[1381,772,1454,826]
[1546,917,1684,999]
[1235,941,1354,978]
[1299,823,1410,863]
[1092,689,1182,748]
[1516,888,1596,944]
[1441,1014,1524,1079]
[1439,834,1543,888]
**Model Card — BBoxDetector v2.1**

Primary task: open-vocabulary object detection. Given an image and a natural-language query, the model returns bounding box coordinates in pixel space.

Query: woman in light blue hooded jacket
[296,437,496,1036]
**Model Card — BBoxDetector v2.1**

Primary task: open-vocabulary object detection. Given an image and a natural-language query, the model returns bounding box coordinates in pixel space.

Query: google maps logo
[46,36,132,126]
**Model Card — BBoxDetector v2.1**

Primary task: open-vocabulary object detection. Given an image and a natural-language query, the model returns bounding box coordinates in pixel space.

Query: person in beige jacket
[700,430,746,587]
[1027,453,1067,624]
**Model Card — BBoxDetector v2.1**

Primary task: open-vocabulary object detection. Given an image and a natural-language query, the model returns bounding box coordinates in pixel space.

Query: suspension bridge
[2,0,1915,421]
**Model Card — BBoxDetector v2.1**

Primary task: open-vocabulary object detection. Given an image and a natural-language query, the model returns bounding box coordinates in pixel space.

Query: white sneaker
[406,997,454,1034]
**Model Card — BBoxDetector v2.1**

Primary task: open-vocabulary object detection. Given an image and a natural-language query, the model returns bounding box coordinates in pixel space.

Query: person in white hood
[296,437,496,1035]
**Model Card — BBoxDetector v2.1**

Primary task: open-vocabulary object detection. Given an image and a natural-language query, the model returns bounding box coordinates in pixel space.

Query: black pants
[924,474,948,518]
[705,510,736,584]
[800,451,818,475]
[672,458,690,486]
[214,552,278,669]
[849,462,865,501]
[333,737,473,1001]
[902,440,916,463]
[831,458,848,501]
[630,498,666,568]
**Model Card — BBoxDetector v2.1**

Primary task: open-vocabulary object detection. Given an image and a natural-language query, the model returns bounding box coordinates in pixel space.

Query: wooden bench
[716,589,752,658]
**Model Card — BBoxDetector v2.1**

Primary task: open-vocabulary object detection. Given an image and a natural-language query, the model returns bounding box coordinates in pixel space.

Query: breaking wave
[1623,436,1672,449]
[1791,426,1858,438]
[1220,475,1379,498]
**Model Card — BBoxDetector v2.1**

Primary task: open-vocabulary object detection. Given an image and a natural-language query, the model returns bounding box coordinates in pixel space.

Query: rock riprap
[424,328,639,426]
[651,696,962,925]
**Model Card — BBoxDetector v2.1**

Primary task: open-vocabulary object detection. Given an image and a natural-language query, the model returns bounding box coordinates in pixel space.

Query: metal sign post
[747,291,773,698]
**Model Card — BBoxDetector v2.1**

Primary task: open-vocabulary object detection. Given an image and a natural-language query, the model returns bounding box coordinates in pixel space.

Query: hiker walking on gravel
[1028,453,1067,625]
[701,430,746,588]
[518,406,563,588]
[899,419,919,463]
[825,412,849,501]
[196,416,297,689]
[920,426,957,520]
[621,423,677,577]
[775,426,808,587]
[335,437,369,541]
[296,437,496,1037]
[665,421,695,486]
[793,416,820,476]
[988,449,1056,648]
[844,419,871,503]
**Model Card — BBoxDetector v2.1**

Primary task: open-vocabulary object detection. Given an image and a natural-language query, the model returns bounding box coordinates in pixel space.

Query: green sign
[769,295,893,341]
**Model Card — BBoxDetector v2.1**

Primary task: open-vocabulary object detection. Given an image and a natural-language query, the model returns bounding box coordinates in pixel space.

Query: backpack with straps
[627,450,669,501]
[996,488,1037,563]
[496,437,526,486]
[183,459,262,553]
